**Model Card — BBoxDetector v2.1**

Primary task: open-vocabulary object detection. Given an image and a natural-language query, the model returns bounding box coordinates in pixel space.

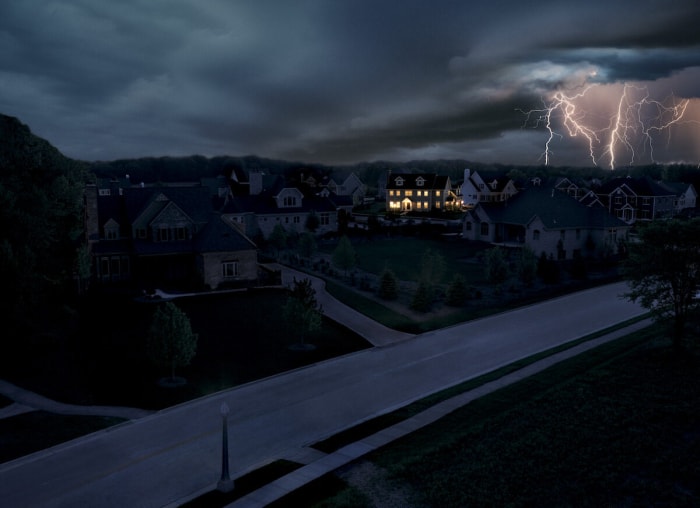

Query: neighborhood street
[0,281,646,507]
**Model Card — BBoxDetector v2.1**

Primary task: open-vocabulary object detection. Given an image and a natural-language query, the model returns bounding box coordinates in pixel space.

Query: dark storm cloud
[1,0,699,165]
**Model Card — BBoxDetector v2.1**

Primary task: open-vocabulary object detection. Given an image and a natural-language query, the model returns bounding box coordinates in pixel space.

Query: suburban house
[223,171,338,239]
[460,169,518,208]
[659,181,698,215]
[386,173,456,213]
[594,176,677,223]
[463,185,631,260]
[84,179,259,289]
[326,172,367,205]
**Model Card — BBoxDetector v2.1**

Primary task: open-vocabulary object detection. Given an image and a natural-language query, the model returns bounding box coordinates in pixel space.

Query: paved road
[0,282,645,507]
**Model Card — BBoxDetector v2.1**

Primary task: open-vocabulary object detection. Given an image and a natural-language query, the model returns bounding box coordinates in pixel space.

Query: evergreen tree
[446,273,468,307]
[411,280,433,312]
[378,267,399,300]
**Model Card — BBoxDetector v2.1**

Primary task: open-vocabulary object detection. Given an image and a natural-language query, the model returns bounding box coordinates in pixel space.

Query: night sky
[2,1,699,167]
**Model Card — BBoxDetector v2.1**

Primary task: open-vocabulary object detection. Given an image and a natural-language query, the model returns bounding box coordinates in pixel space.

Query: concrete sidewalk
[0,379,154,420]
[229,317,653,507]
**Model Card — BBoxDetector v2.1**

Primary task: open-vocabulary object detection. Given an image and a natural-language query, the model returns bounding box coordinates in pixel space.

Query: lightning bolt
[521,82,693,169]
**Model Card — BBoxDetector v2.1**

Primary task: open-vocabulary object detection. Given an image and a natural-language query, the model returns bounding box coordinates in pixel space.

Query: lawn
[294,328,700,507]
[2,288,370,411]
[322,236,489,285]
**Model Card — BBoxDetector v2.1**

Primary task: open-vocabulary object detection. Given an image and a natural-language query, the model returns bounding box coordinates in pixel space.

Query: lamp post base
[217,478,235,493]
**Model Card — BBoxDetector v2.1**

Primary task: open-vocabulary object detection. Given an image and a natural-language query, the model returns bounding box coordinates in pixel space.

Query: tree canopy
[0,114,88,325]
[623,219,700,349]
[147,302,198,382]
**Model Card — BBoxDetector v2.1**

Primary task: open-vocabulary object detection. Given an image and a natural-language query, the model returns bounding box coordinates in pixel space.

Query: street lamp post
[217,402,235,493]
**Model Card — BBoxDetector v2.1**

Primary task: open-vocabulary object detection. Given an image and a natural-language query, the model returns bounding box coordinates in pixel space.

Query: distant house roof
[597,176,675,197]
[386,173,450,190]
[476,186,629,230]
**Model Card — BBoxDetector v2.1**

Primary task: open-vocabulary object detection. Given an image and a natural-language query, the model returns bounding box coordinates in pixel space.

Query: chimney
[249,171,264,195]
[84,184,99,245]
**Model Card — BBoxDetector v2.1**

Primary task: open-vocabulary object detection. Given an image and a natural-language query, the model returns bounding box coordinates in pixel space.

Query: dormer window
[99,189,111,196]
[395,176,404,186]
[283,196,298,207]
[104,219,120,240]
[416,176,425,187]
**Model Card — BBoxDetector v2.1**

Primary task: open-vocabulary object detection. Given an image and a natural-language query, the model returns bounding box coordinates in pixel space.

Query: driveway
[0,282,645,507]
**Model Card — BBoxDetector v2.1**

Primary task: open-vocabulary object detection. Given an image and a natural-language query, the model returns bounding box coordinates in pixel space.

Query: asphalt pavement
[0,278,646,507]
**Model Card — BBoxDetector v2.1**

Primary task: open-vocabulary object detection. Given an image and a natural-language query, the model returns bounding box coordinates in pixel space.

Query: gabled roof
[221,192,336,215]
[597,176,675,197]
[477,186,628,229]
[386,173,450,190]
[194,214,257,252]
[124,185,213,225]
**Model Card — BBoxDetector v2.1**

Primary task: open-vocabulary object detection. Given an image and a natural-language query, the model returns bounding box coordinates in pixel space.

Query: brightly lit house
[386,173,456,213]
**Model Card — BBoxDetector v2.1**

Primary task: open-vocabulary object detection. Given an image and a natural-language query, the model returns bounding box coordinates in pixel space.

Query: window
[99,189,111,196]
[158,227,169,242]
[137,228,147,239]
[285,216,289,224]
[283,196,298,207]
[466,221,472,231]
[176,227,187,240]
[576,229,581,240]
[320,213,330,226]
[405,190,413,197]
[416,177,425,186]
[435,202,440,208]
[481,222,489,236]
[389,190,395,197]
[395,177,404,186]
[533,230,540,240]
[436,190,441,197]
[105,228,118,240]
[294,216,300,224]
[416,202,422,209]
[423,201,429,209]
[222,261,239,278]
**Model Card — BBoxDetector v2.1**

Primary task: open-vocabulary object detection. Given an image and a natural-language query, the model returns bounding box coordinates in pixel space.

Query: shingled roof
[478,186,628,230]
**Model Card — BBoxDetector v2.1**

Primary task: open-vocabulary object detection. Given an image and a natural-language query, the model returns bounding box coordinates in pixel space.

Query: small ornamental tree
[332,235,357,276]
[378,267,399,300]
[283,277,323,349]
[411,280,433,312]
[147,302,198,384]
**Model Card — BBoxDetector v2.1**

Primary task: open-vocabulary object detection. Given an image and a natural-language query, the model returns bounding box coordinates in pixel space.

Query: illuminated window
[436,190,441,197]
[405,190,413,196]
[389,190,395,196]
